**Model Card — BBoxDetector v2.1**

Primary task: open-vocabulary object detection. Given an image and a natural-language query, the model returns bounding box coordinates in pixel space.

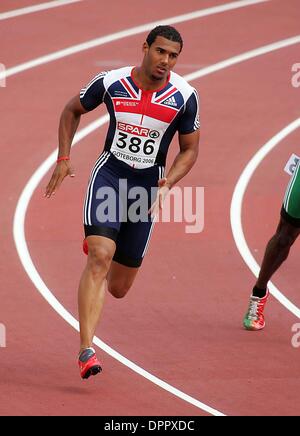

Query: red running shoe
[243,290,269,331]
[78,347,102,379]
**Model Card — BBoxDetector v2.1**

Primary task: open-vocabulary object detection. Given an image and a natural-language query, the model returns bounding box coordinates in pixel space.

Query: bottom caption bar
[101,417,212,433]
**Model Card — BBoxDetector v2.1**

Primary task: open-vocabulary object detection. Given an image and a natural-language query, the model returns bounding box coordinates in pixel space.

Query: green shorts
[281,160,300,227]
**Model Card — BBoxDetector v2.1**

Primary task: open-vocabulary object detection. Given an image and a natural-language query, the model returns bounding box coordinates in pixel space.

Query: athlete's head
[142,25,183,81]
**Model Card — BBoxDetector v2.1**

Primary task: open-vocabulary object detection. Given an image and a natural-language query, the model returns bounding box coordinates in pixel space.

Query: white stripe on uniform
[80,71,107,99]
[142,166,165,258]
[83,152,110,225]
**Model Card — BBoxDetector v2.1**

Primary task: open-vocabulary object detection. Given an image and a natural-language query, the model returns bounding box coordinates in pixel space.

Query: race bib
[284,153,300,176]
[111,122,161,168]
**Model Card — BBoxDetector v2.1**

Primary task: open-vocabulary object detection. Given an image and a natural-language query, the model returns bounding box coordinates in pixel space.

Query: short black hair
[146,25,183,52]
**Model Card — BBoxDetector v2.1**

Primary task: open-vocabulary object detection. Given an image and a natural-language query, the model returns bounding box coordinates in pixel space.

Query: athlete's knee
[275,228,297,249]
[87,245,113,275]
[107,282,131,299]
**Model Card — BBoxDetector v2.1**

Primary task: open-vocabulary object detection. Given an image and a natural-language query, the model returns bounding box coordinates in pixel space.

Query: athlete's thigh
[113,218,155,268]
[83,152,123,245]
[111,161,159,268]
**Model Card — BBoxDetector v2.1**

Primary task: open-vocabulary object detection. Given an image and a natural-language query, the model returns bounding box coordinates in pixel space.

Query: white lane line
[13,34,300,416]
[0,0,268,81]
[184,35,300,82]
[0,0,82,20]
[231,119,300,319]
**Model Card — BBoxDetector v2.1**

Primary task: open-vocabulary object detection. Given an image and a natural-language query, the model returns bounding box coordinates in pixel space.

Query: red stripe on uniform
[120,78,137,99]
[155,87,177,103]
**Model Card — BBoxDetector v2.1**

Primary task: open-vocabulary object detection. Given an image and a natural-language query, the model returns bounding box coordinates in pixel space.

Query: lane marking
[0,0,82,20]
[184,35,300,82]
[13,34,300,415]
[0,0,268,81]
[231,119,300,318]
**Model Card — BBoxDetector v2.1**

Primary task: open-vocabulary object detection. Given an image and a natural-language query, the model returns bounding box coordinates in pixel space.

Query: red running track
[1,0,300,416]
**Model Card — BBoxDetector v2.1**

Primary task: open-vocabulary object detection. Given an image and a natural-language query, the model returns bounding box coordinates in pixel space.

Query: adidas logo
[163,96,177,107]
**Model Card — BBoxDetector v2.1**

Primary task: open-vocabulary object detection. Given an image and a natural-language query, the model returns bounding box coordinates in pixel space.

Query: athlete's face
[142,36,181,81]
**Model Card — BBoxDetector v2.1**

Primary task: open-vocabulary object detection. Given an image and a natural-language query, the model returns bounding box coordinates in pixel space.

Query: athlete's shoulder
[104,66,133,84]
[169,71,197,99]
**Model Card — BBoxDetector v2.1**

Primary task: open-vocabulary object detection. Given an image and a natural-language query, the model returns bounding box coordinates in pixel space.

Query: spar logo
[149,130,160,138]
[117,122,160,138]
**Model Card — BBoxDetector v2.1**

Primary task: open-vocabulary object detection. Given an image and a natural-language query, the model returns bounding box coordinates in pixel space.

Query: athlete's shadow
[57,386,97,395]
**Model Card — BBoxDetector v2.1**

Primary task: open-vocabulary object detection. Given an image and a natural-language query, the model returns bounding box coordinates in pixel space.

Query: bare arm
[45,95,87,198]
[164,129,200,188]
[57,95,88,159]
[150,129,200,216]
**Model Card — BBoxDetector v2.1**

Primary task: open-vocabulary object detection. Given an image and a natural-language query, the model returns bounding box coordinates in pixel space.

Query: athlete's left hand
[149,178,171,219]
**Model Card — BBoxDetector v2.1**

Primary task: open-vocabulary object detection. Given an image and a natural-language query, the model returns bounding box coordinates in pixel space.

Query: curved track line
[13,35,300,416]
[184,36,300,82]
[0,0,82,20]
[0,0,268,82]
[231,118,300,318]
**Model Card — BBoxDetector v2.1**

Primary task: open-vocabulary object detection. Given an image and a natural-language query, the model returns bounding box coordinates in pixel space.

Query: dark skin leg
[255,216,300,290]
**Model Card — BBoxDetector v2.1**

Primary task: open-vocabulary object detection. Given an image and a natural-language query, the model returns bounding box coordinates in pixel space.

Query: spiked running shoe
[243,290,269,331]
[78,347,102,379]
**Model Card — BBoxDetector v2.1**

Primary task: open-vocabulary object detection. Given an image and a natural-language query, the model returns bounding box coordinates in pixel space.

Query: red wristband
[57,156,70,163]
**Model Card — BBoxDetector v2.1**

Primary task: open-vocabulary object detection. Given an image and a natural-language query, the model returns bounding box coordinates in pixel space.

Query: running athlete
[243,159,300,331]
[45,26,200,378]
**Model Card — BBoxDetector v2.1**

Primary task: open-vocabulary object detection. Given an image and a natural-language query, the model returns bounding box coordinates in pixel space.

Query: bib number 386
[117,132,155,155]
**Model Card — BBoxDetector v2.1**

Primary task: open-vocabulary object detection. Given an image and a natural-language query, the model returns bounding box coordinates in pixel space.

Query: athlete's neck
[132,66,168,91]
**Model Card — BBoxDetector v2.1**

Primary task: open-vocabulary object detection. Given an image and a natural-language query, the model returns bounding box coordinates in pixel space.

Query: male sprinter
[45,26,200,378]
[244,160,300,331]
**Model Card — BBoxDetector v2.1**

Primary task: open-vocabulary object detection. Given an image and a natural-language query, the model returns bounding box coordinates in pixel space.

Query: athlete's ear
[142,42,149,54]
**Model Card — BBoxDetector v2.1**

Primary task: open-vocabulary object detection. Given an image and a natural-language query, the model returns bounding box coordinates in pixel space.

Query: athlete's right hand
[45,160,75,198]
